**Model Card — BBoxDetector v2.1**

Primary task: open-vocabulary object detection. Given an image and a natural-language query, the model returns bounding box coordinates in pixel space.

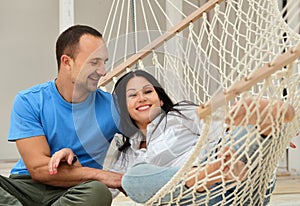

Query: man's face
[71,34,108,93]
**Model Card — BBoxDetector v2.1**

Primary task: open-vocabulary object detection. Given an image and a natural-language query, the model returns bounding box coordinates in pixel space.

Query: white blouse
[110,104,221,172]
[108,104,222,197]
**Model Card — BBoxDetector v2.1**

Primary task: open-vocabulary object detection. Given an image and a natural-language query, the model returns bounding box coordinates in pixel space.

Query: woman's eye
[144,89,153,94]
[128,93,137,98]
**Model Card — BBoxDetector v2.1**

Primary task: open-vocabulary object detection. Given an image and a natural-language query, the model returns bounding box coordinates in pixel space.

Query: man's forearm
[30,163,122,188]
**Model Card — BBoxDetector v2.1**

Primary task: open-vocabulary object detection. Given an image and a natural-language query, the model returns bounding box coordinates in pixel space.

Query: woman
[111,70,244,204]
[49,70,295,205]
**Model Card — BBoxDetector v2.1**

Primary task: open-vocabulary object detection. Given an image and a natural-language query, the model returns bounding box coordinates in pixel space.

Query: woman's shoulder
[162,101,202,130]
[171,100,199,116]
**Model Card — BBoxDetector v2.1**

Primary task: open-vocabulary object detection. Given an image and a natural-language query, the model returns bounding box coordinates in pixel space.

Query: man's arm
[16,136,122,188]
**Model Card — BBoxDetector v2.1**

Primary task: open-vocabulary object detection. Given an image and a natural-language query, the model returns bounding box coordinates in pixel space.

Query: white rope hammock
[101,0,300,205]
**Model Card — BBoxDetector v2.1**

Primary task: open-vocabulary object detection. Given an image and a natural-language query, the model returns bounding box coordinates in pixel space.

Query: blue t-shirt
[8,80,120,175]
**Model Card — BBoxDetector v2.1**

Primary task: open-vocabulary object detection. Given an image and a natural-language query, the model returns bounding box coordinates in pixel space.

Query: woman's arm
[226,98,295,135]
[185,160,223,192]
[185,147,246,192]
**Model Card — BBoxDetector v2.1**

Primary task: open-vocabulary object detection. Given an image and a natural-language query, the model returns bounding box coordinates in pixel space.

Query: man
[0,25,122,206]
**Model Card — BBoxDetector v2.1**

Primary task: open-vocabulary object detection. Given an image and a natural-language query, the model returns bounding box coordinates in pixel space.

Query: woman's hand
[186,147,248,192]
[218,147,248,182]
[48,148,81,175]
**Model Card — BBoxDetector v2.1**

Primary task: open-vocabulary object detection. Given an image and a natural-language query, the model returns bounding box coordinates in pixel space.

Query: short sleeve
[8,93,44,141]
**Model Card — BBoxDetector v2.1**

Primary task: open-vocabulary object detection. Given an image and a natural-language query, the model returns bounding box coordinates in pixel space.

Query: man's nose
[95,66,106,76]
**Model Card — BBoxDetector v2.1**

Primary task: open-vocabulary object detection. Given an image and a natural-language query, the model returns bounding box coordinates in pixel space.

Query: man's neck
[55,79,89,103]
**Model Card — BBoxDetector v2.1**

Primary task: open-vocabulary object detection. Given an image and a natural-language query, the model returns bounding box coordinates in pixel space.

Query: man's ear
[61,55,73,71]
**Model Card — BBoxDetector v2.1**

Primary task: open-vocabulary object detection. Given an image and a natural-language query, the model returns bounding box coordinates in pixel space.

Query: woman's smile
[126,76,162,129]
[136,104,152,111]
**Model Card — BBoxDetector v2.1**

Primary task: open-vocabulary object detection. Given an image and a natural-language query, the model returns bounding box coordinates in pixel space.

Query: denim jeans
[122,162,275,205]
[229,125,270,164]
[122,126,274,205]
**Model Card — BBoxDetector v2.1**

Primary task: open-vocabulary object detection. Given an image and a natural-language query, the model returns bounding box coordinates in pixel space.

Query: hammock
[100,0,300,205]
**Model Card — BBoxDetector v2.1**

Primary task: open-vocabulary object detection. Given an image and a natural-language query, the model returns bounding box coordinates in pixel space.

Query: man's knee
[0,185,22,206]
[53,181,112,206]
[85,181,112,205]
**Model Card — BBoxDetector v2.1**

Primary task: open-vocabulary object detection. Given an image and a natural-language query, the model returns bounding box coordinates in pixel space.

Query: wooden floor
[1,160,299,206]
[270,175,300,206]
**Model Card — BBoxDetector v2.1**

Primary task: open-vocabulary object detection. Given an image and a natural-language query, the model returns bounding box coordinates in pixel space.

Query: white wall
[0,0,111,160]
[289,136,300,175]
[0,1,299,175]
[0,1,58,159]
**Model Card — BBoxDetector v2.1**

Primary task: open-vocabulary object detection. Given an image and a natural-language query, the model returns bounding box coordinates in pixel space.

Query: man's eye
[90,61,98,66]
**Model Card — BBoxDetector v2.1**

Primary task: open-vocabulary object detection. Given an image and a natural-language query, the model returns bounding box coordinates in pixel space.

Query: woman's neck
[139,141,147,149]
[139,128,147,149]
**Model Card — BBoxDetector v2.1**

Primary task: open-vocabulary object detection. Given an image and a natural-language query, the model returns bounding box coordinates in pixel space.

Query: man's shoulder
[96,88,111,95]
[18,80,54,96]
[95,89,113,99]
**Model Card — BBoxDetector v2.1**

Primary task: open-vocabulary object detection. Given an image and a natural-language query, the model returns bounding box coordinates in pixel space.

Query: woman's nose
[137,92,146,102]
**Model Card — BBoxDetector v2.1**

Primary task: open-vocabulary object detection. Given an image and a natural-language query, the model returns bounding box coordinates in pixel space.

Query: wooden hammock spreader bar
[197,42,300,119]
[99,0,224,86]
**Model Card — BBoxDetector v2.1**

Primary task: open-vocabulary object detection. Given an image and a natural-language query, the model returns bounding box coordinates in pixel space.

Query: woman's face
[126,76,163,130]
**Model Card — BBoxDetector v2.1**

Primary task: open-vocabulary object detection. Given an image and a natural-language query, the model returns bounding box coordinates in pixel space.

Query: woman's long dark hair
[113,70,176,152]
[113,70,198,153]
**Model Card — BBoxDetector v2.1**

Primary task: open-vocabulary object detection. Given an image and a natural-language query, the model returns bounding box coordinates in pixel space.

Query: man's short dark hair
[56,25,102,70]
